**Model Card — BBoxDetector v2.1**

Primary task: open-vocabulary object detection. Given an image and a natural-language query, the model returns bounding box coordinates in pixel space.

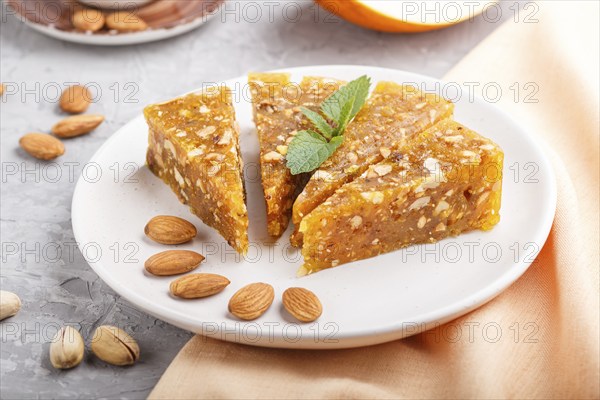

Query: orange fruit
[316,0,498,33]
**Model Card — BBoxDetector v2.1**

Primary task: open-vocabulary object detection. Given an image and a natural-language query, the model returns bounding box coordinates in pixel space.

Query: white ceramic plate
[72,65,556,349]
[23,16,214,46]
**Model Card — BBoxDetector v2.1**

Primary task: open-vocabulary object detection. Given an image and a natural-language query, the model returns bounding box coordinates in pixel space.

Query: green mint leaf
[347,75,371,120]
[332,97,355,136]
[286,130,344,175]
[285,76,370,175]
[300,107,333,139]
[321,75,371,130]
[328,135,344,151]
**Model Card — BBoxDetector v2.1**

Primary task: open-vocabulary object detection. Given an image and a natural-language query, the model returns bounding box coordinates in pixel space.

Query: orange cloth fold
[150,2,599,398]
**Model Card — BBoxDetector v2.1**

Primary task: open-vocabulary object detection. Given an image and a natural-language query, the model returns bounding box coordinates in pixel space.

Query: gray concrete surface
[1,1,517,398]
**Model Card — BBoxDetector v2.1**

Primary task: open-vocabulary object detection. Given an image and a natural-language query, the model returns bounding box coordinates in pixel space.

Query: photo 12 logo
[0,81,140,105]
[198,321,341,344]
[2,161,142,185]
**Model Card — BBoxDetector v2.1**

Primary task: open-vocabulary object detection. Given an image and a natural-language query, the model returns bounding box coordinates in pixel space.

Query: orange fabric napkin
[150,2,599,398]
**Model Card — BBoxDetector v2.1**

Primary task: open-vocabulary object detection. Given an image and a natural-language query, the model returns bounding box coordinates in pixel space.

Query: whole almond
[228,283,274,321]
[0,290,21,321]
[91,325,139,366]
[145,250,204,276]
[71,8,106,32]
[106,11,148,31]
[169,273,230,299]
[19,133,65,160]
[282,287,323,322]
[52,114,104,138]
[49,326,84,370]
[144,215,197,245]
[59,85,92,114]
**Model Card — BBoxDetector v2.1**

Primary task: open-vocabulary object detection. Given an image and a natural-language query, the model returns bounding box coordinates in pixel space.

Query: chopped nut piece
[350,215,363,229]
[187,148,203,158]
[197,126,216,138]
[313,170,333,180]
[164,140,176,157]
[380,147,391,158]
[366,166,379,179]
[263,151,284,162]
[217,129,232,145]
[477,191,491,206]
[408,196,431,211]
[360,191,384,204]
[444,135,464,143]
[373,164,392,177]
[347,152,358,163]
[276,145,288,155]
[205,152,225,161]
[434,200,450,216]
[429,109,437,123]
[173,168,185,187]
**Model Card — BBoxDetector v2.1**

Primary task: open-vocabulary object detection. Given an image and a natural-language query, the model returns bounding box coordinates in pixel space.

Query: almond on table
[249,73,343,238]
[59,85,92,114]
[144,87,249,254]
[19,133,65,160]
[298,119,504,275]
[291,82,454,246]
[51,114,104,138]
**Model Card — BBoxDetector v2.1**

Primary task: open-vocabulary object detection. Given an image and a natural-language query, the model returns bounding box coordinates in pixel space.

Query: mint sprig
[286,75,371,175]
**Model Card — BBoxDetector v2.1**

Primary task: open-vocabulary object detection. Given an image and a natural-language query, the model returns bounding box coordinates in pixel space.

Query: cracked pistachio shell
[91,325,140,366]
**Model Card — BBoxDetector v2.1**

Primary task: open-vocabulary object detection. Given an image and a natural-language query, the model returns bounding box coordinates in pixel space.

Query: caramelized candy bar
[292,82,454,246]
[144,87,249,254]
[249,73,343,238]
[298,119,503,275]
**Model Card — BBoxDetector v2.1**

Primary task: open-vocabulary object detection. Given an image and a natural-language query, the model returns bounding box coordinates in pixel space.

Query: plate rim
[71,64,557,349]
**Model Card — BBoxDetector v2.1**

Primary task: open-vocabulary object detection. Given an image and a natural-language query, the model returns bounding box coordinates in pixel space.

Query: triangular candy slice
[291,82,454,246]
[249,73,343,238]
[298,119,504,275]
[144,87,249,254]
